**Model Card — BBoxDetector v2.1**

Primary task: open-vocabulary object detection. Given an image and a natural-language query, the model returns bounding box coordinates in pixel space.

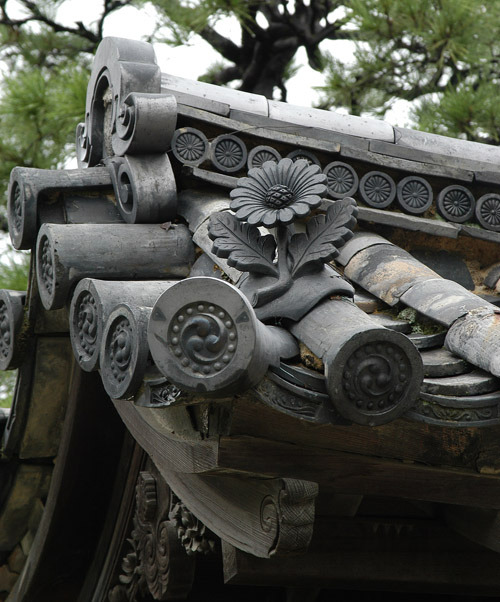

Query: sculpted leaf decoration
[288,198,358,278]
[208,211,278,277]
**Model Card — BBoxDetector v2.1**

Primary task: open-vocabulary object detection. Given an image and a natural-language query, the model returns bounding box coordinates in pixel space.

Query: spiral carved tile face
[360,171,396,208]
[75,292,98,360]
[167,302,237,376]
[342,343,409,414]
[116,101,135,141]
[172,128,208,165]
[437,186,475,223]
[476,193,500,231]
[397,176,433,214]
[0,301,11,360]
[39,235,55,296]
[211,134,247,172]
[108,317,133,384]
[323,161,358,199]
[11,182,23,234]
[327,338,422,425]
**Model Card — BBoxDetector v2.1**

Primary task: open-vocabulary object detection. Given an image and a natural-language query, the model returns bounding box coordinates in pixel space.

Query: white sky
[56,0,411,121]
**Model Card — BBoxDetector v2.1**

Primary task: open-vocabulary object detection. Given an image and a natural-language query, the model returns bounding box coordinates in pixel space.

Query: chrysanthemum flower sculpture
[209,158,358,320]
[230,158,326,227]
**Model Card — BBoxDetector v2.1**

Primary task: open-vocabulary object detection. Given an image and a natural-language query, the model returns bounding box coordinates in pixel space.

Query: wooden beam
[217,435,500,509]
[222,516,500,594]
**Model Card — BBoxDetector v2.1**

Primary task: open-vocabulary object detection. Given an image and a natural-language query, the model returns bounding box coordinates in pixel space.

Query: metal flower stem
[253,224,292,308]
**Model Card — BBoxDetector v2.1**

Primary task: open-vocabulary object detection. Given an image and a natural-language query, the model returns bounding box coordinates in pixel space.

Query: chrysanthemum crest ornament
[209,158,358,321]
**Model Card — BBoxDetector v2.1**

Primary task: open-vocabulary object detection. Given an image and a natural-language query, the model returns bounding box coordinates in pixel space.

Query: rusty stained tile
[344,244,439,305]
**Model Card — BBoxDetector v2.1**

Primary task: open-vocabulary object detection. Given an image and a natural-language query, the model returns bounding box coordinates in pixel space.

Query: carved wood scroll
[108,469,199,601]
[112,400,319,560]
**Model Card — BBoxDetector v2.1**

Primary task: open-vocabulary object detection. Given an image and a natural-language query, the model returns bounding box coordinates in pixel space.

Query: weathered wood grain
[227,395,485,472]
[217,434,500,509]
[19,337,73,459]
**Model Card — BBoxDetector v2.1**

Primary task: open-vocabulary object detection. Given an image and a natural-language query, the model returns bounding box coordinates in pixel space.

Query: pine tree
[317,0,500,143]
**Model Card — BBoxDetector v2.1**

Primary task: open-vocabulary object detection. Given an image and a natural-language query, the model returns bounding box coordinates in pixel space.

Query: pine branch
[198,24,242,63]
[97,0,132,39]
[201,64,242,85]
[18,1,100,44]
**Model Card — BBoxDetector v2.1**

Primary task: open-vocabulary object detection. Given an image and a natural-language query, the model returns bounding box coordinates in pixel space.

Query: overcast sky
[9,0,411,116]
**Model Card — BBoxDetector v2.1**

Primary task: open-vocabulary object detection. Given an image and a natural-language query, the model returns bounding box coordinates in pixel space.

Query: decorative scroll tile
[109,153,177,224]
[476,193,500,232]
[396,176,433,214]
[210,134,247,173]
[148,277,298,396]
[0,290,25,371]
[171,127,209,166]
[329,334,421,426]
[359,171,396,209]
[323,161,358,199]
[112,92,177,156]
[9,179,23,241]
[70,279,174,374]
[437,185,475,223]
[74,291,98,364]
[100,304,150,399]
[290,298,424,426]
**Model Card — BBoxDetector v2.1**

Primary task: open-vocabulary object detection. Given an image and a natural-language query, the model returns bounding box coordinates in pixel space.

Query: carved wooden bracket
[108,469,199,601]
